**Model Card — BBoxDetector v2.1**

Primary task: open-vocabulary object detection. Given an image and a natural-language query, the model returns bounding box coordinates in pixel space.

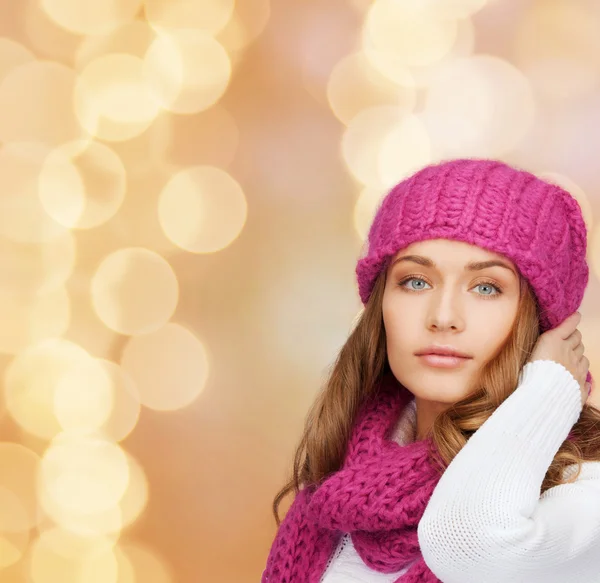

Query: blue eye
[398,277,503,299]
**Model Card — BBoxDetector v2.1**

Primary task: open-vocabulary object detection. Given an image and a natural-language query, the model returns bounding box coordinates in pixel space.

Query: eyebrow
[391,255,517,276]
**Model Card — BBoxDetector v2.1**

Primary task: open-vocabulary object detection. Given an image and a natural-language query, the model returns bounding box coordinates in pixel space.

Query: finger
[574,343,585,358]
[557,312,582,339]
[566,329,582,347]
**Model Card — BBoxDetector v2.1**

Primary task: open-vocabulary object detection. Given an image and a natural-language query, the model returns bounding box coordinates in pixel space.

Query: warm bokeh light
[216,0,271,53]
[74,53,162,142]
[158,166,247,253]
[4,339,95,440]
[115,451,149,531]
[327,51,417,125]
[0,142,68,244]
[362,0,458,69]
[94,360,141,443]
[91,247,179,336]
[514,0,600,102]
[23,0,81,64]
[0,61,85,146]
[378,114,432,187]
[28,527,118,583]
[353,185,389,241]
[143,29,232,115]
[39,433,130,515]
[115,541,173,583]
[0,522,29,569]
[36,451,147,537]
[0,444,42,531]
[424,0,490,19]
[144,0,235,35]
[0,229,76,295]
[38,139,127,229]
[120,323,209,411]
[0,37,35,83]
[37,443,146,537]
[162,105,240,169]
[40,0,143,36]
[422,54,536,157]
[75,20,157,70]
[342,105,432,187]
[53,357,114,433]
[0,285,70,355]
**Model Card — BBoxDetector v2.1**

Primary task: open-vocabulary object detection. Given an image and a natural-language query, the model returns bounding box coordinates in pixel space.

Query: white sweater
[319,359,600,582]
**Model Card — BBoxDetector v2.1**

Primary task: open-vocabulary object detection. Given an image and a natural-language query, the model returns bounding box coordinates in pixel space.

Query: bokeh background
[0,0,599,581]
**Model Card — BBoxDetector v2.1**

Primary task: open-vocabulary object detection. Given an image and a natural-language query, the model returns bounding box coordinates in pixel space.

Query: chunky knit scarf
[262,373,445,583]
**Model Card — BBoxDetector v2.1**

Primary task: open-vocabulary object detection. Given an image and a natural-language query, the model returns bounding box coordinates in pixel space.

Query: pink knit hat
[355,158,593,388]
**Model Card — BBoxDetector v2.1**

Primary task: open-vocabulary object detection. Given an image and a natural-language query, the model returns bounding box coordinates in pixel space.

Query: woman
[261,158,600,582]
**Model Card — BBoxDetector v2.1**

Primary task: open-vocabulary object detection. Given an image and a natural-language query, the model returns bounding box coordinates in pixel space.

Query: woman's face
[382,238,521,411]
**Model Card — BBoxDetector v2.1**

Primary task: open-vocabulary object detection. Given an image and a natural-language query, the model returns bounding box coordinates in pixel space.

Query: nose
[426,290,465,332]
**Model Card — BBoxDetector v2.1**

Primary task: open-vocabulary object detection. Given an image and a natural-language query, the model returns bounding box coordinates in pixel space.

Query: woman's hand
[527,311,591,408]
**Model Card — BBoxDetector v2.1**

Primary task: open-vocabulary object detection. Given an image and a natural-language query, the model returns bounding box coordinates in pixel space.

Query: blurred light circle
[158,166,247,253]
[95,360,141,443]
[378,114,431,187]
[37,448,146,536]
[39,434,130,515]
[4,339,93,440]
[0,229,76,295]
[29,527,118,583]
[53,357,114,433]
[144,0,235,35]
[38,484,124,538]
[38,140,127,229]
[341,105,405,186]
[406,16,475,89]
[421,0,489,19]
[0,61,85,146]
[0,285,70,355]
[422,55,536,157]
[327,51,416,125]
[115,542,173,583]
[74,53,162,142]
[0,443,42,531]
[216,0,271,53]
[363,0,458,68]
[0,38,35,84]
[40,0,143,36]
[363,17,474,90]
[353,186,390,241]
[143,29,231,114]
[91,248,179,336]
[0,142,67,244]
[0,520,29,568]
[75,20,157,70]
[120,323,209,411]
[23,0,82,64]
[116,451,148,530]
[110,166,178,254]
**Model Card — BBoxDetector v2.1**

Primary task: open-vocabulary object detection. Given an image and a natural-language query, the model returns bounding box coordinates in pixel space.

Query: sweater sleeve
[417,359,600,583]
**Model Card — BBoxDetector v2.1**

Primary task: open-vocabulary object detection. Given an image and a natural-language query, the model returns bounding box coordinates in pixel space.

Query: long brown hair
[272,266,600,525]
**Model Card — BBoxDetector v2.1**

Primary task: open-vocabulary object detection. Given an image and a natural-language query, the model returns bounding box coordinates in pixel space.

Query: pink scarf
[262,373,445,582]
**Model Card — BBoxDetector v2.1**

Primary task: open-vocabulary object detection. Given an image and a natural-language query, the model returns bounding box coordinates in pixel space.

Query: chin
[401,378,471,404]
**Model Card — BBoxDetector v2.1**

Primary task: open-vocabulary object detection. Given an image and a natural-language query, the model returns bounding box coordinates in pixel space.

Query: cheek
[383,305,415,350]
[477,311,517,359]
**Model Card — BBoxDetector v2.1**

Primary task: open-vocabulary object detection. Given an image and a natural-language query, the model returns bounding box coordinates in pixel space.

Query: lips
[417,353,471,368]
[415,347,472,359]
